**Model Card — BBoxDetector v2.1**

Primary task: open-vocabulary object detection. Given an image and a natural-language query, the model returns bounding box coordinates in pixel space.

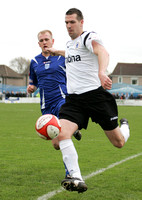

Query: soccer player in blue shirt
[27,30,81,176]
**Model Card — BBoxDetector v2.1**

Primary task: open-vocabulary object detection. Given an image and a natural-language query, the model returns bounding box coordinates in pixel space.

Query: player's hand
[27,85,37,93]
[45,47,57,56]
[99,72,112,90]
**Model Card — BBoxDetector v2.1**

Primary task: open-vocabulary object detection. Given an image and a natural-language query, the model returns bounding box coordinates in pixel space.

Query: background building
[0,65,29,94]
[110,63,142,86]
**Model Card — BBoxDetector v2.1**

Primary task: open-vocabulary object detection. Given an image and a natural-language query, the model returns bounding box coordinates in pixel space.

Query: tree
[10,57,30,74]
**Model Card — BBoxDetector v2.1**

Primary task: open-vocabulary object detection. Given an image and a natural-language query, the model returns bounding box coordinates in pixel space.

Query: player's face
[38,32,54,55]
[65,14,84,39]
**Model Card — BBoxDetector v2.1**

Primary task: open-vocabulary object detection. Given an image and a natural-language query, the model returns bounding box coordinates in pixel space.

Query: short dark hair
[66,8,84,21]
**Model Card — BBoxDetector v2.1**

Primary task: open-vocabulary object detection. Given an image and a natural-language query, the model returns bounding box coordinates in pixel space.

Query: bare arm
[92,40,112,90]
[46,47,65,57]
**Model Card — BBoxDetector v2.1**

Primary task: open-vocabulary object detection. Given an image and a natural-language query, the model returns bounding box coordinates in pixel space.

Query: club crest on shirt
[44,61,51,69]
[75,42,80,49]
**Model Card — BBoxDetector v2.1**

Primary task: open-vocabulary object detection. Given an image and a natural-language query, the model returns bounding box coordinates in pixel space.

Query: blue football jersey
[29,53,67,112]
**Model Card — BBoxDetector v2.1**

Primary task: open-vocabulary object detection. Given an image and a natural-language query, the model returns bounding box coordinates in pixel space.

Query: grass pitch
[0,103,142,200]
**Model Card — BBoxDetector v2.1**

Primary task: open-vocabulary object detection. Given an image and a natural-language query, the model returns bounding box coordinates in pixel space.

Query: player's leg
[52,137,70,177]
[58,119,87,193]
[104,119,130,148]
[41,107,70,176]
[52,131,81,150]
[52,137,60,150]
[92,88,130,148]
[56,100,82,141]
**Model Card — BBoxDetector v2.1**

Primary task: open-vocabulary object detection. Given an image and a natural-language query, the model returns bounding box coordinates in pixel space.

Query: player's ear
[38,41,41,47]
[52,38,55,45]
[80,19,84,29]
[81,19,84,25]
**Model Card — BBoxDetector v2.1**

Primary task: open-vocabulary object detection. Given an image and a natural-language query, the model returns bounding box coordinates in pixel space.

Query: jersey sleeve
[58,56,66,71]
[85,32,104,53]
[29,60,38,88]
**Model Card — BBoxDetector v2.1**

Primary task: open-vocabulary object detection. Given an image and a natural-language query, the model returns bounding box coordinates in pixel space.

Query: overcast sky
[0,0,142,72]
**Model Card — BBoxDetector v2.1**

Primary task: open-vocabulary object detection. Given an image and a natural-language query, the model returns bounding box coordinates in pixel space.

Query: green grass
[0,104,142,200]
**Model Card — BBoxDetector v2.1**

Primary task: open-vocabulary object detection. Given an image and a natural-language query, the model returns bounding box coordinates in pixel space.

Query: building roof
[0,65,23,78]
[111,63,142,76]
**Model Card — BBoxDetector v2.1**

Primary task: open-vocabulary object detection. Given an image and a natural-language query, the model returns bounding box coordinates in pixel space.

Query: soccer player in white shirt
[47,8,130,193]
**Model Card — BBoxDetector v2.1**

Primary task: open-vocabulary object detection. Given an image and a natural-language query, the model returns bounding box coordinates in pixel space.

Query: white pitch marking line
[37,152,142,200]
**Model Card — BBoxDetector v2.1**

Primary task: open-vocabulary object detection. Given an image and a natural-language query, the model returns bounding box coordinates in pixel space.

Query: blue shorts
[41,99,65,118]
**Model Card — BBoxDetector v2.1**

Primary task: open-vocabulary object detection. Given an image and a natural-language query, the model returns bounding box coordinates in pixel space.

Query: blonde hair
[37,30,53,40]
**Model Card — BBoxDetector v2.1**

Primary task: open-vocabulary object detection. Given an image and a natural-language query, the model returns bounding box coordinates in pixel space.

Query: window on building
[131,78,138,85]
[118,76,122,84]
[0,77,2,85]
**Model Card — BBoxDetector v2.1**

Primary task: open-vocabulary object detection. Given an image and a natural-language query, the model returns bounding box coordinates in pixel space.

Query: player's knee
[113,140,125,148]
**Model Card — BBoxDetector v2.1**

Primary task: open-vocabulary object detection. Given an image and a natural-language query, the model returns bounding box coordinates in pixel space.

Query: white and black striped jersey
[65,31,104,94]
